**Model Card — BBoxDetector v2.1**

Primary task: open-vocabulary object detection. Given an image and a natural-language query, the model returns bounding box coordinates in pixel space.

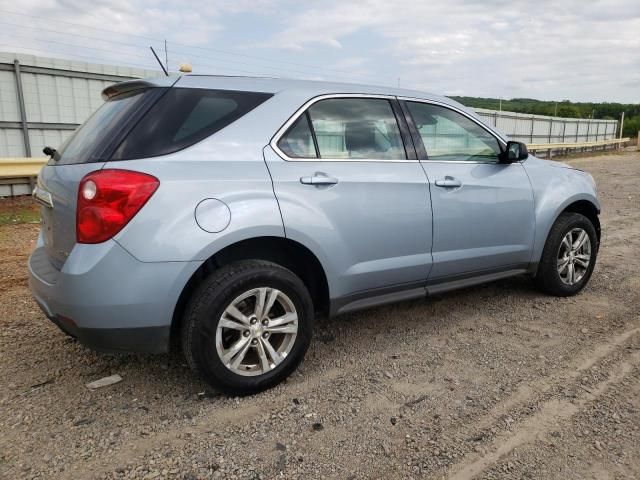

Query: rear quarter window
[112,88,272,160]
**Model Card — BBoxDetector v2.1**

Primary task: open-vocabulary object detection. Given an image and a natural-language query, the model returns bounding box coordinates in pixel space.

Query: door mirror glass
[501,141,529,163]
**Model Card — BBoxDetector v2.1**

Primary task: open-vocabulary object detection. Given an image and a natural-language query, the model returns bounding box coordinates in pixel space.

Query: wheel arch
[531,196,601,274]
[170,236,330,347]
[561,199,601,246]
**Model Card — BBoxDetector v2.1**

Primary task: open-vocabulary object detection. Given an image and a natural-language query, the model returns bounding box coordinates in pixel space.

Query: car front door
[264,95,433,310]
[400,99,535,281]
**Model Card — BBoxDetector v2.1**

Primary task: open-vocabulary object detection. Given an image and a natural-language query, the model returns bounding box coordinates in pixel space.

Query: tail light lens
[77,169,159,244]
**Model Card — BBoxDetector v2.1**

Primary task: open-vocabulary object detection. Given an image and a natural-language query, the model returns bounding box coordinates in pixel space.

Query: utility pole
[554,102,557,117]
[620,112,625,139]
[164,40,169,73]
[499,98,502,111]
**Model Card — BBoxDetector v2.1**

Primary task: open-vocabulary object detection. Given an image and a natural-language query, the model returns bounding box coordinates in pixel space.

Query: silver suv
[29,76,600,394]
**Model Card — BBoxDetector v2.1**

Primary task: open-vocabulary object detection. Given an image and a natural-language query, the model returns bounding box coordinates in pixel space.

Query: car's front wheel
[182,260,314,395]
[534,212,598,296]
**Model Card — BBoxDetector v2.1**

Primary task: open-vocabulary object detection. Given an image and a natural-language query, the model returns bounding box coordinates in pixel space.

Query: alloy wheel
[557,227,591,285]
[216,287,298,376]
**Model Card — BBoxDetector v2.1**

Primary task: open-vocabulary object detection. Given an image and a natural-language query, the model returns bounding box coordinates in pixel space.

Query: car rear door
[264,95,433,309]
[400,99,535,281]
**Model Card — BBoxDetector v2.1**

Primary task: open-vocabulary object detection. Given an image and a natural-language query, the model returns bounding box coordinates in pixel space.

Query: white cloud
[258,1,386,50]
[258,0,640,101]
[0,0,638,101]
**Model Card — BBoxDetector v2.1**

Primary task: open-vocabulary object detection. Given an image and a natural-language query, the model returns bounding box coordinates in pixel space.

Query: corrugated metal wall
[475,108,618,144]
[0,52,159,157]
[0,52,620,158]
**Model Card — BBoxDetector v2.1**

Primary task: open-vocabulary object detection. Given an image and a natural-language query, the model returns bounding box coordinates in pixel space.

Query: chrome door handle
[434,177,462,188]
[300,173,339,185]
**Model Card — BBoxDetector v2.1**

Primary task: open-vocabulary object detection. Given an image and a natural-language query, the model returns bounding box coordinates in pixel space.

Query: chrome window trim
[270,93,417,163]
[398,96,511,165]
[418,160,518,165]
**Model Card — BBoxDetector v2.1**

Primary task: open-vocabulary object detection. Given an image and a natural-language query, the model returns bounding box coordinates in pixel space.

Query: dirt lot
[1,150,639,480]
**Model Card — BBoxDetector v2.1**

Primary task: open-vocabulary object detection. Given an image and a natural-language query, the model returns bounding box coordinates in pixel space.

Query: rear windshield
[54,88,272,165]
[53,88,160,165]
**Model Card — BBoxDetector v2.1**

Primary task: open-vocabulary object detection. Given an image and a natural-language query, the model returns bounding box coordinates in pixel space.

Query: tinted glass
[278,113,317,158]
[112,88,272,160]
[307,98,406,160]
[54,89,160,165]
[407,102,501,162]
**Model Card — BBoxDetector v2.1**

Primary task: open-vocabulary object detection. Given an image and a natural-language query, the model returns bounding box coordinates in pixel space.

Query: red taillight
[77,169,159,244]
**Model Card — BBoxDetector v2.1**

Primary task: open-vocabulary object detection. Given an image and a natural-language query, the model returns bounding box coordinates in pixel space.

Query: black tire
[181,260,314,395]
[534,212,598,296]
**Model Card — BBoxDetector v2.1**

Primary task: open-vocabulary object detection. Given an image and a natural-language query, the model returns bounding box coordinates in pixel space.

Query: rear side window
[309,98,406,160]
[53,88,271,164]
[277,113,317,158]
[112,89,272,160]
[277,98,407,160]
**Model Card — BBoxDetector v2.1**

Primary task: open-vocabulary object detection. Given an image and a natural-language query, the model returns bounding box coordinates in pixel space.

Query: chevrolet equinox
[29,76,601,394]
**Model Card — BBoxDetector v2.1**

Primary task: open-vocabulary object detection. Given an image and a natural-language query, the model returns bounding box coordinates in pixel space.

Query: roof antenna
[149,46,169,76]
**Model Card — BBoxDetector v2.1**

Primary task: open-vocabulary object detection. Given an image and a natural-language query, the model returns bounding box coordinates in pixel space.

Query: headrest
[344,121,376,152]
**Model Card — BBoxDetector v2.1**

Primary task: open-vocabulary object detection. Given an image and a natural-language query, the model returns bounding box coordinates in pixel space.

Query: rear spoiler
[101,76,181,101]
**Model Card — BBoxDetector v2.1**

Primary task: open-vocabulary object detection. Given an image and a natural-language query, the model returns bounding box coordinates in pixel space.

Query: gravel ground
[1,149,639,480]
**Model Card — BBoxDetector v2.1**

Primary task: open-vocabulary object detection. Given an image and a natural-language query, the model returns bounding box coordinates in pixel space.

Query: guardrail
[0,158,46,196]
[527,137,630,158]
[0,136,632,196]
[0,158,47,177]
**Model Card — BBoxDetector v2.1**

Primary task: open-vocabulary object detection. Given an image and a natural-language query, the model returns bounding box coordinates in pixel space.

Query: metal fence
[475,108,618,144]
[0,52,159,158]
[0,52,622,159]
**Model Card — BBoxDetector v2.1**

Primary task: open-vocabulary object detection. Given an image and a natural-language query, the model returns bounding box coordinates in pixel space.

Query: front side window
[278,97,407,160]
[406,102,501,162]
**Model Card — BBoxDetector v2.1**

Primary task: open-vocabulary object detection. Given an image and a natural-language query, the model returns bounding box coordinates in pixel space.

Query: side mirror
[500,141,528,163]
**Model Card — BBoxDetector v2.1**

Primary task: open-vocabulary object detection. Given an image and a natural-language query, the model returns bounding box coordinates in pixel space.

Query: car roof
[162,74,454,104]
[105,74,492,137]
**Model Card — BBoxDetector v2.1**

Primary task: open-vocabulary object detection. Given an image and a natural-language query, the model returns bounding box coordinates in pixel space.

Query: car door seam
[520,162,539,265]
[262,145,288,239]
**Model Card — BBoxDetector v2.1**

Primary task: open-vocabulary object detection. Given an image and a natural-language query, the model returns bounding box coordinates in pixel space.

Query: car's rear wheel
[181,260,313,395]
[534,212,598,296]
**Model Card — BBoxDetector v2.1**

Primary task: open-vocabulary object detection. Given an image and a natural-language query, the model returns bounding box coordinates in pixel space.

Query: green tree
[556,105,581,118]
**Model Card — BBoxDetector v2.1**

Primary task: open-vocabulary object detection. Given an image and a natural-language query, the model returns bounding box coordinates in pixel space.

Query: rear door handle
[434,177,462,188]
[300,172,339,186]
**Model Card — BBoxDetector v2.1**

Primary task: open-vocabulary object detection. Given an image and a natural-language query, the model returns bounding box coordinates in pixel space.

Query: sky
[0,0,639,103]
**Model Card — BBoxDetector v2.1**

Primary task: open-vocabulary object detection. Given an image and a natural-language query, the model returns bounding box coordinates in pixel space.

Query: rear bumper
[46,313,170,354]
[28,235,200,354]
